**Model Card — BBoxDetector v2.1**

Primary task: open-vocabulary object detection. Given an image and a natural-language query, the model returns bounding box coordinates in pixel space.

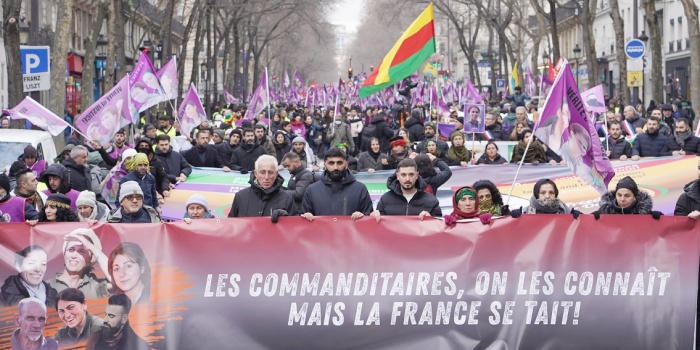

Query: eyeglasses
[124,195,143,201]
[256,170,277,177]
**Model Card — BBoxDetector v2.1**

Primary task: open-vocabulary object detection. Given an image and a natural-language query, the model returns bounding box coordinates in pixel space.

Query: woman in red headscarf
[444,186,492,225]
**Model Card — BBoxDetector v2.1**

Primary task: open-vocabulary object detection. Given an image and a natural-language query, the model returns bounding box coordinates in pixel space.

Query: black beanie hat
[23,145,38,159]
[533,178,559,198]
[615,176,639,197]
[0,173,10,193]
[45,193,71,209]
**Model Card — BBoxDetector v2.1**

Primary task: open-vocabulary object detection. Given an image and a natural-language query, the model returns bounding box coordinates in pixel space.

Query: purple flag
[431,86,450,121]
[293,71,303,87]
[178,84,207,136]
[533,62,614,194]
[244,72,269,120]
[540,74,554,99]
[156,56,178,101]
[580,85,606,114]
[284,71,290,87]
[130,52,166,116]
[76,75,132,147]
[9,97,72,136]
[465,79,482,103]
[224,90,240,104]
[437,123,456,138]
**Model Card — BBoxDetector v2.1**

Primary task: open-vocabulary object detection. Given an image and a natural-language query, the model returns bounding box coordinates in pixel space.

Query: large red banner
[0,216,697,349]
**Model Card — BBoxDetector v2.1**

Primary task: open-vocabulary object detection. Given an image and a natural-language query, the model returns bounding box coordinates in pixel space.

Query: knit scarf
[478,199,501,215]
[368,148,382,162]
[452,206,480,219]
[526,196,569,214]
[675,130,692,147]
[518,140,546,162]
[447,145,470,162]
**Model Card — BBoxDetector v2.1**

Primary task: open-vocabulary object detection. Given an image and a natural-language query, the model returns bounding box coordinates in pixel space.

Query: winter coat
[404,117,425,142]
[597,190,654,215]
[183,145,223,168]
[1,274,58,308]
[371,116,396,153]
[476,153,508,165]
[415,138,449,155]
[118,171,159,209]
[228,175,296,217]
[327,122,356,152]
[148,157,170,194]
[284,166,314,206]
[274,141,291,163]
[229,144,267,172]
[215,143,237,170]
[154,147,193,183]
[63,157,92,192]
[421,158,452,193]
[77,201,110,224]
[627,115,647,132]
[605,137,633,159]
[474,123,508,141]
[661,135,700,155]
[357,152,388,172]
[674,180,700,216]
[376,175,441,217]
[632,131,668,157]
[107,205,160,223]
[259,136,277,156]
[301,170,373,216]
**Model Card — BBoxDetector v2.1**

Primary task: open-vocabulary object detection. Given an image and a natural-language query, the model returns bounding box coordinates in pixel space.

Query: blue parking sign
[496,79,506,91]
[19,46,51,92]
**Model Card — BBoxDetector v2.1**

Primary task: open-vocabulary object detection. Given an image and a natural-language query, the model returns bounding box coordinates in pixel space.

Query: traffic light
[601,73,606,82]
[445,70,450,78]
[348,67,353,79]
[370,65,374,72]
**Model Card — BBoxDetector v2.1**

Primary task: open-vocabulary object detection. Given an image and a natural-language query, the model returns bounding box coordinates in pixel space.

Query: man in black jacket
[404,109,425,142]
[674,158,700,219]
[661,117,700,156]
[604,121,632,160]
[63,145,92,192]
[229,128,267,173]
[154,134,192,183]
[370,112,395,153]
[632,116,668,160]
[183,130,230,170]
[415,122,449,154]
[371,159,441,222]
[475,112,507,141]
[228,155,295,217]
[301,147,373,221]
[281,152,313,208]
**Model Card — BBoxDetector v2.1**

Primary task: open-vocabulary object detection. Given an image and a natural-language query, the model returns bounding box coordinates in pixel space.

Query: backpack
[360,123,377,152]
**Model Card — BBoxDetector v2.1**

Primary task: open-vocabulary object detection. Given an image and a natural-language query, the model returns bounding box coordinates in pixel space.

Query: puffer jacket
[661,135,700,156]
[674,180,700,216]
[632,131,668,157]
[301,170,373,216]
[376,175,441,217]
[605,137,633,159]
[597,190,653,214]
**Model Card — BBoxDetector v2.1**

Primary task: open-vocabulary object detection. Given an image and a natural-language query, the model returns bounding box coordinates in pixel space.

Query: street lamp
[638,31,649,103]
[573,45,582,88]
[200,61,208,109]
[18,19,29,45]
[96,34,108,97]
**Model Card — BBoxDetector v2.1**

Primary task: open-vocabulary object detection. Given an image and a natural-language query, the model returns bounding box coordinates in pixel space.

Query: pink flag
[293,71,303,87]
[130,52,166,116]
[283,71,290,87]
[76,75,132,147]
[156,56,178,101]
[178,84,207,136]
[580,85,606,114]
[224,90,240,104]
[8,97,72,136]
[533,62,614,194]
[243,71,269,120]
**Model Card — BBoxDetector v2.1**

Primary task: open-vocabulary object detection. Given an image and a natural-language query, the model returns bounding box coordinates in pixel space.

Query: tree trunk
[162,0,176,59]
[609,0,629,105]
[80,0,108,110]
[3,0,23,122]
[548,0,561,63]
[189,6,205,95]
[643,0,661,104]
[680,0,700,128]
[48,0,72,139]
[178,0,201,102]
[106,0,126,92]
[580,0,598,88]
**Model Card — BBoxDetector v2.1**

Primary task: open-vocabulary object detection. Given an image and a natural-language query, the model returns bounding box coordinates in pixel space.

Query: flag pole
[265,67,272,136]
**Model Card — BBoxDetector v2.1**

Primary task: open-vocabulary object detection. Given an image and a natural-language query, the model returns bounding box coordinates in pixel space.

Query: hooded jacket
[154,146,193,183]
[476,152,508,165]
[404,116,425,142]
[371,116,396,153]
[39,163,81,209]
[284,166,314,206]
[118,171,159,209]
[228,175,296,217]
[301,170,373,216]
[674,180,700,216]
[62,157,92,192]
[597,190,654,215]
[229,141,267,172]
[376,175,441,217]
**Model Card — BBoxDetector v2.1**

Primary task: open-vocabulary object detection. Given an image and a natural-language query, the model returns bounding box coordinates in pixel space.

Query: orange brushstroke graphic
[0,262,193,349]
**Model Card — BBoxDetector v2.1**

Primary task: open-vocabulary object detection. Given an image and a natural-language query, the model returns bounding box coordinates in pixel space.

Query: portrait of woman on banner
[108,242,151,304]
[463,104,485,133]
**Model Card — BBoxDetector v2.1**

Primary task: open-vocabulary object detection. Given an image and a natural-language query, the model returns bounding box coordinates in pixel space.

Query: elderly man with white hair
[12,297,58,350]
[227,155,296,220]
[49,228,111,300]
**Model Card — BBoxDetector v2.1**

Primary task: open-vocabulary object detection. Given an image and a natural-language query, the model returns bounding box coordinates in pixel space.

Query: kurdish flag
[359,3,436,98]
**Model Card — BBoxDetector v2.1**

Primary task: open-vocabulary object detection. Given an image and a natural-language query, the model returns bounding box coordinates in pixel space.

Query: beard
[328,169,345,182]
[101,322,123,339]
[401,182,415,191]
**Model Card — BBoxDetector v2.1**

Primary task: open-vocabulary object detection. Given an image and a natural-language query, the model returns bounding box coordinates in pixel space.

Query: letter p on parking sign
[19,46,51,91]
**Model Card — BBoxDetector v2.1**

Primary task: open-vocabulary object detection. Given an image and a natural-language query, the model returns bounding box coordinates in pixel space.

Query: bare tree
[105,0,127,92]
[81,0,108,109]
[48,0,73,140]
[642,0,663,104]
[570,0,599,89]
[679,0,700,126]
[3,0,23,118]
[177,0,202,100]
[608,0,628,104]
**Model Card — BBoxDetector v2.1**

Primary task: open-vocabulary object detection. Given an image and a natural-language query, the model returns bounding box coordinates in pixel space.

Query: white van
[0,129,57,171]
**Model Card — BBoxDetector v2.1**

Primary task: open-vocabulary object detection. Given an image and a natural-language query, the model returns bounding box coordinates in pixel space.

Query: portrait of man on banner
[463,103,485,133]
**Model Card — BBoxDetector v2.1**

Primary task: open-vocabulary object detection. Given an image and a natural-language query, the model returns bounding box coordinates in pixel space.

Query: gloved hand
[592,211,601,220]
[271,209,289,223]
[240,169,249,175]
[444,214,457,226]
[571,209,581,219]
[651,211,663,220]
[509,207,522,218]
[501,205,510,216]
[532,160,540,165]
[479,213,493,225]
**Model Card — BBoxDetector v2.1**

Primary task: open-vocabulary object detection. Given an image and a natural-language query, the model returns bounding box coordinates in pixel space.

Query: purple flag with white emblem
[8,97,72,136]
[243,72,269,120]
[76,75,133,147]
[130,52,166,117]
[178,84,207,135]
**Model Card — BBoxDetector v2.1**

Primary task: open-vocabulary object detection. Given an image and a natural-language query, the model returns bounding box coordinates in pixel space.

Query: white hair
[71,145,88,158]
[515,106,527,114]
[255,155,278,170]
[18,297,46,315]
